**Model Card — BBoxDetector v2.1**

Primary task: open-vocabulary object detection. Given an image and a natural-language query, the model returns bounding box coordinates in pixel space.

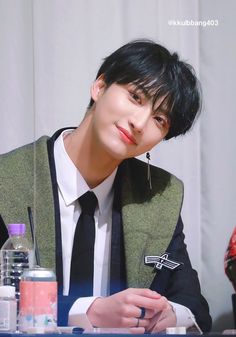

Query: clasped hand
[87,288,177,334]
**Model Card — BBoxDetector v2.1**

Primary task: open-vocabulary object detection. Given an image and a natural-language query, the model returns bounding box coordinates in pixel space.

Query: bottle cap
[7,223,26,236]
[0,286,16,298]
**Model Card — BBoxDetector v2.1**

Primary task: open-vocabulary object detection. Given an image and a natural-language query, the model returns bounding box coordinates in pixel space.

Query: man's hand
[146,296,177,333]
[87,288,177,334]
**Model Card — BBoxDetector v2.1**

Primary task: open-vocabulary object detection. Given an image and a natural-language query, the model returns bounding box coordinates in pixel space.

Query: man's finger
[127,288,161,299]
[149,309,177,333]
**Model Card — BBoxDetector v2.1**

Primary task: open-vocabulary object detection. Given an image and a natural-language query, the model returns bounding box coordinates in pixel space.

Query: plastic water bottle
[0,285,17,332]
[0,223,33,301]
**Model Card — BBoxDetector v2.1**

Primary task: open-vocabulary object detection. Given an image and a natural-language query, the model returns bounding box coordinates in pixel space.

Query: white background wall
[0,0,235,331]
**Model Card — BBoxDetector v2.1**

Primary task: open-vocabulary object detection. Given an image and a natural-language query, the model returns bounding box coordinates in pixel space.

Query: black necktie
[69,191,97,296]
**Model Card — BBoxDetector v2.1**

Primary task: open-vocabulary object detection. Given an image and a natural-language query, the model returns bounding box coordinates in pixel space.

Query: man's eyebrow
[153,98,170,113]
[131,84,147,95]
[139,86,165,103]
[153,109,170,119]
[130,82,149,95]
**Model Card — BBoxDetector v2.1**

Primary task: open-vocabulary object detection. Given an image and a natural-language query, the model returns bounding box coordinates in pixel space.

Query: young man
[0,40,212,333]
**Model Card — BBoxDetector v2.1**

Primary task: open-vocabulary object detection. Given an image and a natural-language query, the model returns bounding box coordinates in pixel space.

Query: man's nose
[128,108,151,133]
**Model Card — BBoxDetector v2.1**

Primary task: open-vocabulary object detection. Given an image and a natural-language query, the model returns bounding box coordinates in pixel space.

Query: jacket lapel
[32,136,56,271]
[120,158,183,288]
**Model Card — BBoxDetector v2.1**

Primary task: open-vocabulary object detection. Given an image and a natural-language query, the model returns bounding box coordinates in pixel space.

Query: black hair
[88,39,201,140]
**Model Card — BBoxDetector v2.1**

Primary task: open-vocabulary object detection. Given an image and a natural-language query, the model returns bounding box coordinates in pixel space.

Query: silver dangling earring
[146,152,152,190]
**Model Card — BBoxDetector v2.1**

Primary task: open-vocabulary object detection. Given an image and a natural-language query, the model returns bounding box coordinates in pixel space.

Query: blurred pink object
[225,227,236,291]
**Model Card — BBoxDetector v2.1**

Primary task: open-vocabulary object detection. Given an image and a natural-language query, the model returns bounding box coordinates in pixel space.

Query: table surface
[0,333,235,337]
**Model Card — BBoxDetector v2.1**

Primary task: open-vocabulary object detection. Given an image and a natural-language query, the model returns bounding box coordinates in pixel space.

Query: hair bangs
[132,75,175,116]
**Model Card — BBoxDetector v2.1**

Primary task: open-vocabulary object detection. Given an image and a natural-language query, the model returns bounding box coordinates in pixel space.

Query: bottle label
[0,249,32,299]
[19,280,57,333]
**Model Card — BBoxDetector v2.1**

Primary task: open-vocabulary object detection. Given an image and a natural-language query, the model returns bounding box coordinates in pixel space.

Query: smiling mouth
[117,126,137,145]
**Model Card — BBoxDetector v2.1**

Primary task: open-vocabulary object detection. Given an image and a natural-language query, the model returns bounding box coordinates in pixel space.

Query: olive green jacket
[0,135,182,288]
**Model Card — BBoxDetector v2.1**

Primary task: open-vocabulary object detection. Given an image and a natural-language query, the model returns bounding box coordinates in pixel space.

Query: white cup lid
[166,326,186,334]
[0,285,15,298]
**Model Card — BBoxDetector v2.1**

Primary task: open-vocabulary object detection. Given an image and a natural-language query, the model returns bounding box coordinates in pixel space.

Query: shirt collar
[54,130,117,213]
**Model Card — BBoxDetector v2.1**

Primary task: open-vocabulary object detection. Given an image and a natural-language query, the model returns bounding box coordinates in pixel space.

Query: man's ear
[90,75,106,102]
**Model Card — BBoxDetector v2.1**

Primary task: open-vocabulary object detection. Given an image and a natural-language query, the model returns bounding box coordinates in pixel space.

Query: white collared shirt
[54,130,198,331]
[54,130,117,298]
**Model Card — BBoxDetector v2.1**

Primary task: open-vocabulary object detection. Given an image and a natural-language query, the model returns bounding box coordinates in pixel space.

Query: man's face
[89,77,170,162]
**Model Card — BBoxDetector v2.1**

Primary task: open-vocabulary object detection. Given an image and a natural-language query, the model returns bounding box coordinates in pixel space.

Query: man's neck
[63,117,120,188]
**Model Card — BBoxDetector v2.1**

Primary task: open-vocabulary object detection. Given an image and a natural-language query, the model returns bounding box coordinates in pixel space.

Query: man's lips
[117,126,137,145]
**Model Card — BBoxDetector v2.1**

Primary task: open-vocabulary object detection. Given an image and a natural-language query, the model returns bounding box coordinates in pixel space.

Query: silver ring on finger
[139,307,146,319]
[136,318,140,327]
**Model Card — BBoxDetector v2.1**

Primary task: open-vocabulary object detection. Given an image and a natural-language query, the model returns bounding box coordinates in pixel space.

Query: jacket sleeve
[150,216,212,332]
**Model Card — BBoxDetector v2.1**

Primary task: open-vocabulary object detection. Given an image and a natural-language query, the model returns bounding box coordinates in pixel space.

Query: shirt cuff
[169,301,202,333]
[68,296,99,331]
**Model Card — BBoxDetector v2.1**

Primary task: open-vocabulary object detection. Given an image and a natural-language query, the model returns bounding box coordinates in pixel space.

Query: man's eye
[130,92,142,104]
[154,115,167,127]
